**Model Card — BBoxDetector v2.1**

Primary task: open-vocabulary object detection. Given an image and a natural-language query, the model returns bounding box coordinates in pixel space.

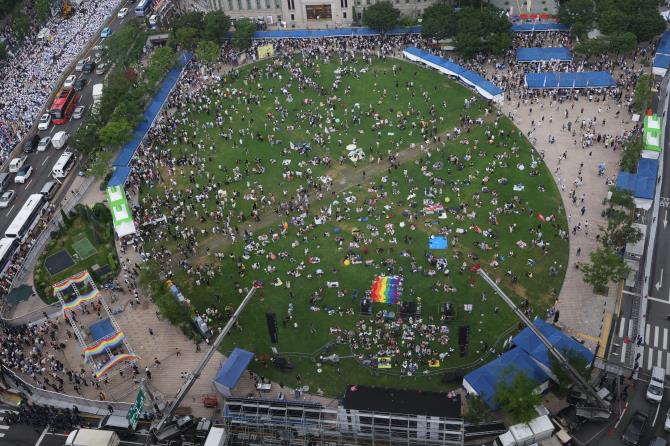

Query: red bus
[50,89,78,124]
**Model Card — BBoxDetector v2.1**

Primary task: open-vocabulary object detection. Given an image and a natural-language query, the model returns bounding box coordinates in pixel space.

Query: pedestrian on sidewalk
[148,328,154,336]
[154,357,161,367]
[175,347,181,357]
[145,367,152,380]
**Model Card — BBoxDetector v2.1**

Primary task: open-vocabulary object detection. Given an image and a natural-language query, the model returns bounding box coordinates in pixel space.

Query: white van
[647,366,665,403]
[52,152,75,179]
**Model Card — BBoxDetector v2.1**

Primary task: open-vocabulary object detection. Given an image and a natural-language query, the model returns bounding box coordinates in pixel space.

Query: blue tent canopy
[512,23,569,32]
[463,348,550,409]
[516,47,572,62]
[616,158,659,200]
[512,318,594,369]
[403,47,503,101]
[89,319,116,343]
[525,72,616,89]
[107,166,132,188]
[654,31,670,75]
[214,348,254,396]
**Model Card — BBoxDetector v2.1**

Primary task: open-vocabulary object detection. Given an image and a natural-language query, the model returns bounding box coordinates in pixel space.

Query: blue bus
[135,0,153,17]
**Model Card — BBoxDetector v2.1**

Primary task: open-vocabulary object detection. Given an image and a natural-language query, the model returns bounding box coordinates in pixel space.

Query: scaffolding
[53,271,139,381]
[221,398,465,446]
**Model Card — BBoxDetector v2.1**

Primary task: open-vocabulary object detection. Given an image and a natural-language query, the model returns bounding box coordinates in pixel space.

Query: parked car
[72,105,86,120]
[117,7,128,17]
[37,136,52,152]
[75,57,89,72]
[63,74,77,89]
[100,27,112,38]
[0,190,15,208]
[8,156,26,173]
[74,78,87,91]
[37,113,51,131]
[622,411,648,445]
[14,165,33,184]
[82,61,96,74]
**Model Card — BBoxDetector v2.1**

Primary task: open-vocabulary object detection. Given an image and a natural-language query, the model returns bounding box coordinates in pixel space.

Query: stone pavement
[498,94,631,349]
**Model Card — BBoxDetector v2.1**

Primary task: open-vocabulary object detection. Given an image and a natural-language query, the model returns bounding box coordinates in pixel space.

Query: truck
[92,83,104,102]
[52,131,69,150]
[65,428,120,446]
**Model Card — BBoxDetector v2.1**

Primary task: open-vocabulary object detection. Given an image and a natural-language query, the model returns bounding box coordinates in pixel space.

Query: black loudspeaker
[266,313,279,344]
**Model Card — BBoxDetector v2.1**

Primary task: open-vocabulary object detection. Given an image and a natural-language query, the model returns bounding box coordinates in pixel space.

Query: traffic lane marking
[4,205,14,217]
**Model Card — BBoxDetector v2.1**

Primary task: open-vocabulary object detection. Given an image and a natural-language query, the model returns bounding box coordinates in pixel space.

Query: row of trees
[73,19,178,179]
[171,10,256,57]
[560,0,665,54]
[580,189,641,292]
[421,4,512,58]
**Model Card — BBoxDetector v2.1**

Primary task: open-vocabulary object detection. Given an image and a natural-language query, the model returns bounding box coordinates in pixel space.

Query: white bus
[5,194,46,240]
[52,151,76,179]
[0,237,18,277]
[135,0,153,16]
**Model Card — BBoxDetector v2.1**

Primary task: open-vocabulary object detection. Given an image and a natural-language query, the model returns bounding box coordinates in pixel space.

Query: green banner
[127,388,145,430]
[106,185,136,237]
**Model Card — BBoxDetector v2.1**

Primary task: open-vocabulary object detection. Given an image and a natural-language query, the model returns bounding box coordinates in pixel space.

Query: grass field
[140,55,569,396]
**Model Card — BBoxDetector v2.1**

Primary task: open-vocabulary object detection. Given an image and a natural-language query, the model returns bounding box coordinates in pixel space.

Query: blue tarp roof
[428,236,448,250]
[464,348,550,409]
[616,158,659,200]
[89,318,116,343]
[404,47,503,99]
[512,23,570,32]
[516,47,572,62]
[512,318,594,369]
[250,26,421,39]
[525,71,616,89]
[214,348,254,389]
[108,52,193,188]
[107,166,132,188]
[654,32,670,71]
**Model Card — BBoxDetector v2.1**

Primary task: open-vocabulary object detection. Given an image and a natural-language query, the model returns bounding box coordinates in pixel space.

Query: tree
[580,246,630,292]
[463,395,491,424]
[549,348,591,396]
[72,121,102,155]
[196,40,220,64]
[173,11,204,31]
[494,373,543,423]
[98,119,133,148]
[421,4,457,40]
[12,13,30,37]
[100,68,132,118]
[573,38,609,57]
[558,0,594,31]
[598,9,629,36]
[0,41,7,61]
[202,11,231,45]
[174,26,198,48]
[88,150,114,180]
[608,32,637,54]
[232,18,256,50]
[362,1,400,34]
[35,0,50,22]
[150,46,177,72]
[105,20,144,67]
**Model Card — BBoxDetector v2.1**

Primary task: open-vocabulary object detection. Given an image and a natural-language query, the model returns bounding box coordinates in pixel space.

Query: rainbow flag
[84,332,125,359]
[62,288,100,312]
[53,271,91,293]
[95,354,140,379]
[370,275,403,304]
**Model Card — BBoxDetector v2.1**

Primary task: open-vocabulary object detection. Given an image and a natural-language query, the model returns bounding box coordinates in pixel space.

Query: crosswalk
[614,317,670,372]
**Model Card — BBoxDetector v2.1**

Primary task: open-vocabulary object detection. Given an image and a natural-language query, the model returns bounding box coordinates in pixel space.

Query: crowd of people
[0,0,119,163]
[0,17,649,403]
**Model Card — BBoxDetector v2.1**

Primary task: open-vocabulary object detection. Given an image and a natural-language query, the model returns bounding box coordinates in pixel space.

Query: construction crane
[472,265,611,419]
[151,286,257,439]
